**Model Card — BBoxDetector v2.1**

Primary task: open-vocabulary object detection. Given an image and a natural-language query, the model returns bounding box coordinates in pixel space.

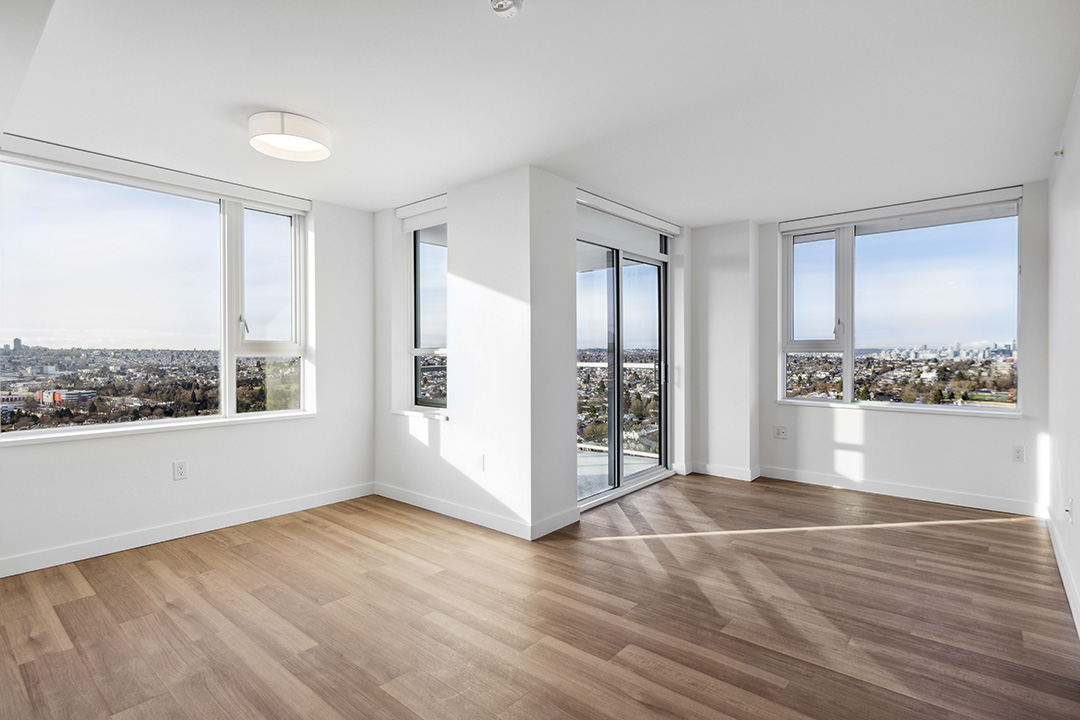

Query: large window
[782,189,1020,411]
[0,157,308,435]
[413,223,447,408]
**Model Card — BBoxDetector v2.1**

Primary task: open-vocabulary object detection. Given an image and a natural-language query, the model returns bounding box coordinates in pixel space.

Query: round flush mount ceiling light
[491,0,523,18]
[248,111,332,162]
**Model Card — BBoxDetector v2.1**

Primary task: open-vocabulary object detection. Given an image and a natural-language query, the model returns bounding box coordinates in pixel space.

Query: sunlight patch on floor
[586,516,1032,542]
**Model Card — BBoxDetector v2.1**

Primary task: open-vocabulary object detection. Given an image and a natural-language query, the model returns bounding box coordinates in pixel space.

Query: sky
[0,163,299,351]
[416,238,447,348]
[577,257,660,350]
[1,162,220,349]
[794,216,1018,349]
[243,208,293,342]
[4,160,1011,355]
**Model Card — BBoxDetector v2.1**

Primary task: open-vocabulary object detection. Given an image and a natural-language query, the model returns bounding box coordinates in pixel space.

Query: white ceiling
[6,0,1080,227]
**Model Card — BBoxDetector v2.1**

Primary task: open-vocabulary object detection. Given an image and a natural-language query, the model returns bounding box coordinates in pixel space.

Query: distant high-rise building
[12,338,22,351]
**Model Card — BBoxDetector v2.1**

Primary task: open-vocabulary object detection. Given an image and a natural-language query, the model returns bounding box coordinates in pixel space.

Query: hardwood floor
[2,474,1079,719]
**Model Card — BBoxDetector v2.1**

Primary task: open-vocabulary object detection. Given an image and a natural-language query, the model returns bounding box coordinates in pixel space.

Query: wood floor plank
[380,668,503,720]
[184,570,317,660]
[27,565,95,606]
[0,574,73,664]
[19,648,111,720]
[125,560,232,643]
[0,625,35,720]
[1,474,1078,720]
[53,596,165,714]
[75,555,158,625]
[611,643,813,720]
[118,612,210,687]
[109,694,192,720]
[196,630,350,720]
[281,644,425,720]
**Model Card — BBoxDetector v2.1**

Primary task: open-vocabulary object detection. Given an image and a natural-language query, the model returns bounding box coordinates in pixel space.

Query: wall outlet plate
[173,461,188,481]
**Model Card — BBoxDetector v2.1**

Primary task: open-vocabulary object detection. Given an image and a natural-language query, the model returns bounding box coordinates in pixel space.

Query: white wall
[1047,72,1080,632]
[374,166,579,540]
[690,220,760,480]
[753,183,1050,516]
[528,169,579,530]
[0,201,377,577]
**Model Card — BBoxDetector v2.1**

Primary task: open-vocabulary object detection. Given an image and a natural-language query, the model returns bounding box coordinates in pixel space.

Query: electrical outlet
[1011,446,1026,463]
[774,425,789,440]
[1068,497,1074,524]
[173,461,188,481]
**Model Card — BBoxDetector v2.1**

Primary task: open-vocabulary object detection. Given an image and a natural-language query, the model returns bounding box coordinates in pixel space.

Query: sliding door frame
[576,230,670,508]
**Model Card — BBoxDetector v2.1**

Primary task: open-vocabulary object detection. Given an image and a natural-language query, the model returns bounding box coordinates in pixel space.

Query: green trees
[581,422,608,445]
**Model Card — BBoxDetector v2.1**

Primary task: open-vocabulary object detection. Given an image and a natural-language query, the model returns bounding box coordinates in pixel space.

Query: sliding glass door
[620,258,663,480]
[576,241,666,502]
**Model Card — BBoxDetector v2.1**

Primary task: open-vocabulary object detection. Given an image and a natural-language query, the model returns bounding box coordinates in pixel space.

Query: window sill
[777,397,1022,419]
[391,408,449,421]
[0,410,317,447]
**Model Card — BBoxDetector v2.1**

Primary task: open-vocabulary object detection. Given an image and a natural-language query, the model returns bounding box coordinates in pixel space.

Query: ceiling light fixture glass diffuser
[248,111,332,162]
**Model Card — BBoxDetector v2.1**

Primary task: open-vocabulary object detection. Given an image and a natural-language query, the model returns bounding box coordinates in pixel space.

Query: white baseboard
[375,482,535,540]
[1048,519,1080,641]
[375,482,579,541]
[530,506,581,540]
[0,483,375,579]
[759,465,1043,516]
[691,462,755,482]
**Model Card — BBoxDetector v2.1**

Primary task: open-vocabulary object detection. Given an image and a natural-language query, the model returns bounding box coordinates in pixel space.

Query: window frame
[411,223,448,409]
[227,201,308,417]
[779,187,1022,414]
[0,143,312,443]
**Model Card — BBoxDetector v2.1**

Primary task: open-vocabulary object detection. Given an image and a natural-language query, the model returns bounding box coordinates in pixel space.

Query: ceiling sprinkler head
[491,0,522,18]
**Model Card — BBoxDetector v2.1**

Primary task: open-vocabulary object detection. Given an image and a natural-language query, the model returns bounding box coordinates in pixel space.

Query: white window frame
[0,138,313,444]
[394,196,449,417]
[411,222,448,409]
[781,227,852,401]
[779,187,1022,413]
[225,201,308,418]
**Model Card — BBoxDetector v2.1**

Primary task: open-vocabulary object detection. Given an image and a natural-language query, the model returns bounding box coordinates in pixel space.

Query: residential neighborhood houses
[577,348,661,459]
[786,342,1018,406]
[1,341,220,431]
